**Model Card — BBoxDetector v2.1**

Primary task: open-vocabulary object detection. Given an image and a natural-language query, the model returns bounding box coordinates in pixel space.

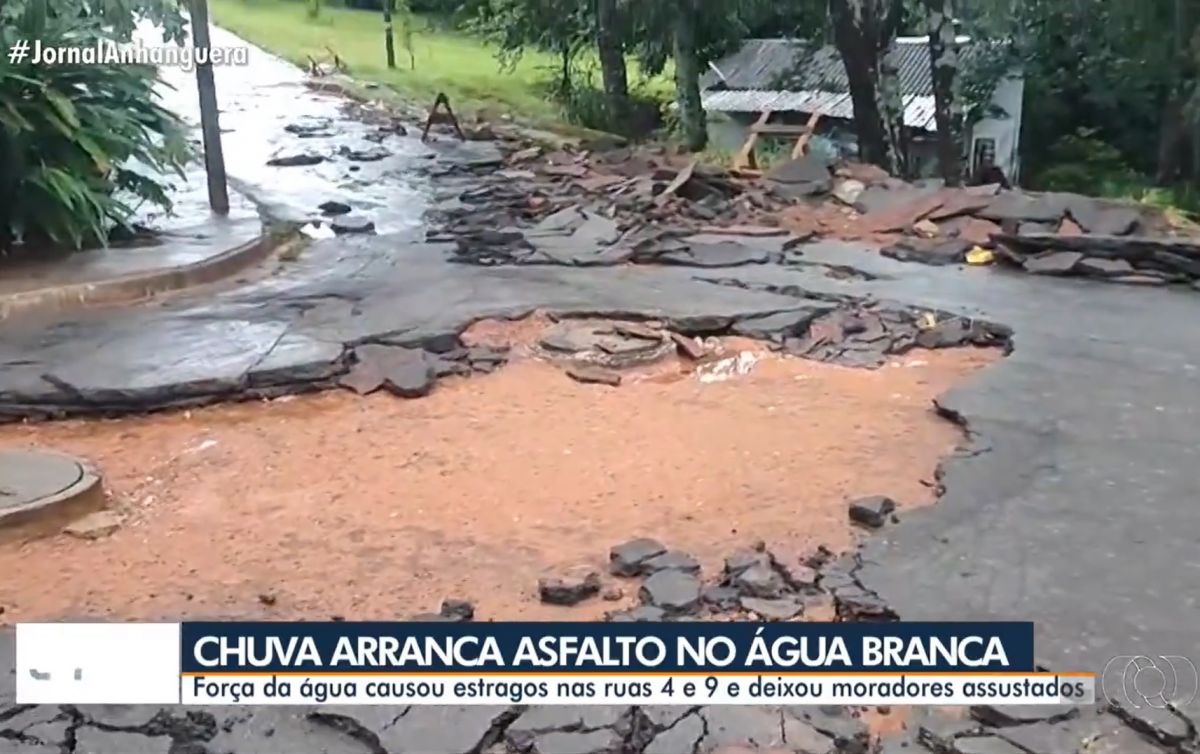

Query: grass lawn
[210,0,564,124]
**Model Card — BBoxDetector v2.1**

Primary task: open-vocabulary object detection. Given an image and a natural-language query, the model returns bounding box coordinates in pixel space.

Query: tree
[0,0,188,251]
[671,0,706,150]
[383,0,397,68]
[381,0,416,70]
[629,0,779,152]
[594,0,631,127]
[963,0,1200,190]
[828,0,907,173]
[925,0,962,184]
[475,0,591,96]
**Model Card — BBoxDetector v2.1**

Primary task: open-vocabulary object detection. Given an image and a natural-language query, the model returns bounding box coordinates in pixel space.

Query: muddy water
[0,339,997,623]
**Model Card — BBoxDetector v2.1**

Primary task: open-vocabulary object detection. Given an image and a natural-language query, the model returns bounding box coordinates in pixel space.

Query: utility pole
[383,0,397,69]
[189,0,229,215]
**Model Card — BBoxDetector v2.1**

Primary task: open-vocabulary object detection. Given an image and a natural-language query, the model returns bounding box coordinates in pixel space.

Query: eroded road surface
[0,24,1198,754]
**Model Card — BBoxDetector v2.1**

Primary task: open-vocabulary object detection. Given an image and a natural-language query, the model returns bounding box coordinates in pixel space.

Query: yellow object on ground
[965,247,995,266]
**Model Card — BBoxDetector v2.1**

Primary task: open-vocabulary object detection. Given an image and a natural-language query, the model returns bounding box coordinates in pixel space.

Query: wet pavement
[1,24,1199,754]
[153,24,450,234]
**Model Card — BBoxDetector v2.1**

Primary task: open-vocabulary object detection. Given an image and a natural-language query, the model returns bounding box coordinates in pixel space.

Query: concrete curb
[0,231,279,322]
[0,450,105,545]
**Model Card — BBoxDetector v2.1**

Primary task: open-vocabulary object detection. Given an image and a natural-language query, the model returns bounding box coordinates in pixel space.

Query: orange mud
[0,323,997,623]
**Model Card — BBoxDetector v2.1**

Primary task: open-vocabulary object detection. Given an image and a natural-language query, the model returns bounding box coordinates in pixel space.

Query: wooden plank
[654,160,697,205]
[421,92,465,142]
[733,110,771,171]
[752,124,815,136]
[791,112,822,159]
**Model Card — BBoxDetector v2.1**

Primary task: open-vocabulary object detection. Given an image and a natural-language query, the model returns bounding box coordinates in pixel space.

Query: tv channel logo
[1101,655,1198,710]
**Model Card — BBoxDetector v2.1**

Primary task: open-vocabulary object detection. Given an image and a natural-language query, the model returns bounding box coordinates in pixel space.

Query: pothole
[0,319,999,622]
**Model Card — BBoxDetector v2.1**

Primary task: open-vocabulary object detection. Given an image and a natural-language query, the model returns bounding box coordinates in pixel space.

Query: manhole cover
[0,449,104,541]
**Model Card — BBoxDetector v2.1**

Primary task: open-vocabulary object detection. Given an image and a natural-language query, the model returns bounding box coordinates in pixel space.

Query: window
[971,137,997,175]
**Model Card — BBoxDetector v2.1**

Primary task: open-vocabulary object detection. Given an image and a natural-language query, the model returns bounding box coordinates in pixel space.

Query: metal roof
[701,89,939,131]
[703,38,988,99]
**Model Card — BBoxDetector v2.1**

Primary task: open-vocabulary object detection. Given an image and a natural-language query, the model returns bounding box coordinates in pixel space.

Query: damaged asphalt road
[3,229,1200,753]
[0,681,1195,753]
[3,43,1200,749]
[3,226,1199,669]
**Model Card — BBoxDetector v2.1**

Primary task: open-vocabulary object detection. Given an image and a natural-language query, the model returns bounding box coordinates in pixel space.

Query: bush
[1032,128,1140,196]
[548,72,667,138]
[0,0,189,251]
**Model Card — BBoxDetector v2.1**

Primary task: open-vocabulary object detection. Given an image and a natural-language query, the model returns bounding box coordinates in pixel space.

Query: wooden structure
[732,111,822,170]
[421,93,466,142]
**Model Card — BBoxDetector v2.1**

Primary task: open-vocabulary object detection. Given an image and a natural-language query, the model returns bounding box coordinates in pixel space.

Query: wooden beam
[733,110,771,171]
[189,0,229,215]
[791,111,822,159]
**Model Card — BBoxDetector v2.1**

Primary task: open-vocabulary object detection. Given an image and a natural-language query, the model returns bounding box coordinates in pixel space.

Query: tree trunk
[879,41,909,176]
[828,0,903,172]
[559,43,573,96]
[383,0,396,69]
[672,0,707,151]
[926,0,961,185]
[1156,96,1188,184]
[594,0,630,129]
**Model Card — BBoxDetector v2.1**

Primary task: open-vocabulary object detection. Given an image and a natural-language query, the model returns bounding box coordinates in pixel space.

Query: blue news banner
[177,621,1096,706]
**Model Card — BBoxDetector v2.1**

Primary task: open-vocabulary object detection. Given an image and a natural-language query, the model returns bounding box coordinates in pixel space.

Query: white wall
[969,73,1025,183]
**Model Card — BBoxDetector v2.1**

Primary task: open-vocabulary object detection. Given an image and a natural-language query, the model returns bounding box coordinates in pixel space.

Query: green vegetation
[5,0,1198,253]
[211,0,570,124]
[0,0,189,252]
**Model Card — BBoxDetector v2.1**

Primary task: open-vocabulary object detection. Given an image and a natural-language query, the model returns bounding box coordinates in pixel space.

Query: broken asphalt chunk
[439,598,475,622]
[1022,251,1083,275]
[724,548,771,576]
[848,495,897,528]
[641,550,701,575]
[740,596,803,621]
[670,332,707,360]
[338,145,390,162]
[565,365,621,387]
[330,215,376,235]
[1077,256,1135,276]
[538,570,601,606]
[609,537,668,576]
[732,563,786,599]
[701,585,741,611]
[787,707,870,754]
[318,200,352,216]
[267,152,324,167]
[951,736,1028,754]
[612,322,663,341]
[766,155,833,195]
[607,605,666,622]
[377,349,437,398]
[639,569,701,613]
[1067,200,1140,235]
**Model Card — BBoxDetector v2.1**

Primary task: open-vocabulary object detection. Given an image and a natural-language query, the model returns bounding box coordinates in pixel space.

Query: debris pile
[432,137,1200,291]
[429,144,812,268]
[771,162,1200,288]
[535,537,900,624]
[993,232,1200,287]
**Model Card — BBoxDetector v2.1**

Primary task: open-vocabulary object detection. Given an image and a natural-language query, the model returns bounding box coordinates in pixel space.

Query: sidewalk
[0,176,263,320]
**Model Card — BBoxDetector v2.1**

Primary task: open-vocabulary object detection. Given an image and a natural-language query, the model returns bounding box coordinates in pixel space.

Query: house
[701,37,1024,183]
